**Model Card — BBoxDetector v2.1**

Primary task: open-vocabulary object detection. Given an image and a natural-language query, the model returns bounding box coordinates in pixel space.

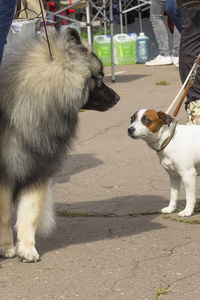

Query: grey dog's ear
[157,111,174,126]
[66,28,82,45]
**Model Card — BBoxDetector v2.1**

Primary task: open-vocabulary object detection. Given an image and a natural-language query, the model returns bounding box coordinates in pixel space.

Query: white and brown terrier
[128,109,200,217]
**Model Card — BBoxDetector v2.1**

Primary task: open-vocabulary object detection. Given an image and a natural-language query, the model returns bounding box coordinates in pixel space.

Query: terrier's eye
[142,116,152,124]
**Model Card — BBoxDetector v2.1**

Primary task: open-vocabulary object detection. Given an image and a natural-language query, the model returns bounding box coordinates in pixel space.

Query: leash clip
[156,118,178,152]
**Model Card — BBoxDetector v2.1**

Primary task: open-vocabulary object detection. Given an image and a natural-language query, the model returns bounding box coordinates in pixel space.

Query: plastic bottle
[129,33,137,41]
[136,32,150,63]
[93,35,111,66]
[113,34,136,65]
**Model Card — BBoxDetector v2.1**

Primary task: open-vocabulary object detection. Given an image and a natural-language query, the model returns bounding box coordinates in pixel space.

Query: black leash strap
[38,0,53,61]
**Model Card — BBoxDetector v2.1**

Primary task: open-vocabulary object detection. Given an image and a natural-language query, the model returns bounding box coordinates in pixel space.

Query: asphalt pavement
[1,63,200,300]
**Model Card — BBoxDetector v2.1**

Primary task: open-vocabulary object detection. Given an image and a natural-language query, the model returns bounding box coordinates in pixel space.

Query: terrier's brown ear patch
[141,110,164,133]
[157,111,174,126]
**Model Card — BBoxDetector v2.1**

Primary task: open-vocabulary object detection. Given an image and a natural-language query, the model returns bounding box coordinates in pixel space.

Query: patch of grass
[163,215,200,224]
[105,127,111,131]
[163,201,200,224]
[129,211,161,217]
[107,212,119,216]
[56,202,200,221]
[56,211,94,218]
[57,209,160,219]
[156,81,170,85]
[56,210,120,218]
[153,286,170,300]
[195,201,200,212]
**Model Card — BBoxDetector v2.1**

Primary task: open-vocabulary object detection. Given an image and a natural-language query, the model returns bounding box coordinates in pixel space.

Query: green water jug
[113,34,136,65]
[93,35,111,66]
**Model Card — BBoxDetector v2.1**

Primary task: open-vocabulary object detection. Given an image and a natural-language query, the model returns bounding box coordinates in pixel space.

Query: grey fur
[0,28,119,193]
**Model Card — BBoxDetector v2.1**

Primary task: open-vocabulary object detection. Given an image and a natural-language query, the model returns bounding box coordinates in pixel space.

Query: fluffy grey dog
[0,28,120,262]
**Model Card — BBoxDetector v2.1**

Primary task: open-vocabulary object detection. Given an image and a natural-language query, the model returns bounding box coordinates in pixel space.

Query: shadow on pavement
[104,73,149,84]
[35,194,169,258]
[53,153,103,184]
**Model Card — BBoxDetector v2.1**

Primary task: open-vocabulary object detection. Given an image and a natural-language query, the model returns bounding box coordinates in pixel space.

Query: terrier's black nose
[128,126,135,135]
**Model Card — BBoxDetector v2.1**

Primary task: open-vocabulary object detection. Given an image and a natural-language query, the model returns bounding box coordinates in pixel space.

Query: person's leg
[171,26,181,67]
[179,9,200,123]
[165,0,182,33]
[150,0,170,57]
[0,0,18,65]
[173,27,181,57]
[146,0,172,65]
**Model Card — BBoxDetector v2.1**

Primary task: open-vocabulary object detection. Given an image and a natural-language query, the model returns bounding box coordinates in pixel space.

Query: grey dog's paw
[0,245,16,258]
[17,243,40,263]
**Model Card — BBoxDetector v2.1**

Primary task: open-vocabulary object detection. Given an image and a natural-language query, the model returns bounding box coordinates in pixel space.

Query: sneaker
[172,56,179,68]
[145,55,172,66]
[187,100,200,124]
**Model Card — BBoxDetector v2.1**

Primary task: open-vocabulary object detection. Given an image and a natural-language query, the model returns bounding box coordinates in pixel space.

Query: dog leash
[38,0,53,61]
[155,118,178,152]
[166,54,200,117]
[155,58,197,151]
[156,54,200,153]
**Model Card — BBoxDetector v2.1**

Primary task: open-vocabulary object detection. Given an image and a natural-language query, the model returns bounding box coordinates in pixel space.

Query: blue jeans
[0,0,17,64]
[150,0,181,57]
[165,0,182,33]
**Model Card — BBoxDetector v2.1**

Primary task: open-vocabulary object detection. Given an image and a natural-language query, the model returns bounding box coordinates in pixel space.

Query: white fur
[128,109,200,217]
[15,180,55,262]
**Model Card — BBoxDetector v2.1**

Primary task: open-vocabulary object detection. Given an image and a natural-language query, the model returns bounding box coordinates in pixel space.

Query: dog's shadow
[36,194,172,257]
[0,153,190,262]
[46,154,167,256]
[53,153,103,184]
[104,74,149,84]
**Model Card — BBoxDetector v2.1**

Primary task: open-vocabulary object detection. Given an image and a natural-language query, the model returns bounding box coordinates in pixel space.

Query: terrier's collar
[154,118,178,152]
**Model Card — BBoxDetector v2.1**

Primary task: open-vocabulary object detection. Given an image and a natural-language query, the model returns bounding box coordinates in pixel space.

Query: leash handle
[173,84,191,117]
[166,53,200,116]
[165,65,195,114]
[173,54,200,117]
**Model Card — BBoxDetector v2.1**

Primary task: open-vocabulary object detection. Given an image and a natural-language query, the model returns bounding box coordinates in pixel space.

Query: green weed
[153,286,170,299]
[156,81,170,85]
[129,211,161,217]
[56,211,94,218]
[56,202,200,223]
[163,215,200,224]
